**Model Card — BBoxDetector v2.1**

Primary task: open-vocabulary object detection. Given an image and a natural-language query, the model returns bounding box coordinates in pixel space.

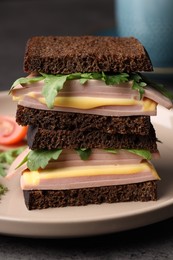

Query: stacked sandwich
[10,36,172,210]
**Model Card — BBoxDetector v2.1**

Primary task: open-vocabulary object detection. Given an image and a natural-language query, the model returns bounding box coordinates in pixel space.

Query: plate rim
[0,91,173,237]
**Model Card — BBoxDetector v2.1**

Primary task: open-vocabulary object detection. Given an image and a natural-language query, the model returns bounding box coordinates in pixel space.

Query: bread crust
[24,36,153,74]
[27,124,158,152]
[16,105,151,135]
[23,181,157,210]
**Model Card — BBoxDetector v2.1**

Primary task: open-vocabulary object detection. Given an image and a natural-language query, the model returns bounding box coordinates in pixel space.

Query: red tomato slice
[0,115,28,145]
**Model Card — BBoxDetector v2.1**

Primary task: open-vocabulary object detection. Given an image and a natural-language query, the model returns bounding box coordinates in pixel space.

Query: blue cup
[115,0,173,68]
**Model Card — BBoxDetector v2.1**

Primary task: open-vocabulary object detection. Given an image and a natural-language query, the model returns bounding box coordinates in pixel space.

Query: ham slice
[11,78,173,115]
[145,86,172,109]
[17,95,156,116]
[6,147,30,179]
[6,148,160,179]
[20,162,160,190]
[6,147,160,190]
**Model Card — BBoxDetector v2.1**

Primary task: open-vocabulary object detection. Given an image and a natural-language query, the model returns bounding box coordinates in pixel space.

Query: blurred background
[0,0,114,90]
[0,0,172,92]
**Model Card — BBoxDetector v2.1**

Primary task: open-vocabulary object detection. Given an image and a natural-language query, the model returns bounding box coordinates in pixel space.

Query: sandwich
[9,36,173,210]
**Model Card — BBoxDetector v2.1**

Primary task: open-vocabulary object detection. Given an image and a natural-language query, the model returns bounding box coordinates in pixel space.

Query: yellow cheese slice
[38,96,156,111]
[13,90,157,112]
[22,162,160,186]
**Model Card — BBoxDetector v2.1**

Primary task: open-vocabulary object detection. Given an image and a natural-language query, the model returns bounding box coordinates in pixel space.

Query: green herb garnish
[75,148,92,160]
[0,184,8,199]
[130,73,147,99]
[0,147,26,199]
[127,149,152,160]
[104,73,129,85]
[0,146,26,176]
[140,73,173,101]
[104,148,152,160]
[104,148,118,154]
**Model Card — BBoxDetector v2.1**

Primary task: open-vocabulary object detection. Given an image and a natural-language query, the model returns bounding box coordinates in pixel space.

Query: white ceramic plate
[0,91,173,238]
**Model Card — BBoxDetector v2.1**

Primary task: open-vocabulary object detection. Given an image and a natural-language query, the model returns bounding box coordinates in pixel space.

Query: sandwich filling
[7,148,160,190]
[21,162,159,190]
[11,73,173,117]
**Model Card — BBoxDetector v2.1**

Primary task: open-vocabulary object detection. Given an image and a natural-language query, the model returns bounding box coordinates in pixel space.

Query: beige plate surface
[0,91,173,238]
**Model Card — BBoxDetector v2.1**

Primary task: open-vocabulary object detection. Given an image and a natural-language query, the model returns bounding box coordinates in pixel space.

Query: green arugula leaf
[10,76,44,93]
[15,152,29,170]
[90,72,105,81]
[130,73,147,99]
[104,148,152,160]
[0,146,26,176]
[79,72,105,84]
[131,81,145,100]
[0,164,6,177]
[79,78,88,84]
[67,72,84,80]
[105,73,129,85]
[41,72,107,108]
[16,148,92,170]
[140,73,173,101]
[104,148,118,154]
[41,73,68,109]
[75,148,92,160]
[27,149,62,171]
[127,149,152,160]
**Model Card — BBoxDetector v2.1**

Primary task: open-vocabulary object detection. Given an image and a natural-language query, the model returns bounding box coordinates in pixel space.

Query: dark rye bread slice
[23,181,157,210]
[16,105,151,135]
[24,36,153,74]
[27,124,158,152]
